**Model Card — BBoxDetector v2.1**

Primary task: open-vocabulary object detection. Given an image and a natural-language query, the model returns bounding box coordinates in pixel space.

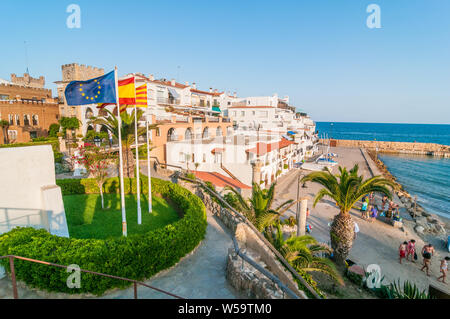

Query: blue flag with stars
[64,70,117,106]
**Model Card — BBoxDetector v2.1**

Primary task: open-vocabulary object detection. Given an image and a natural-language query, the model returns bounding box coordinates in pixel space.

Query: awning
[211,148,225,154]
[287,131,297,135]
[168,87,180,98]
[212,106,221,113]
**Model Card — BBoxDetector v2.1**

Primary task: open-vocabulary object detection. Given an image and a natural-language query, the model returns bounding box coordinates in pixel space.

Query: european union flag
[64,70,117,106]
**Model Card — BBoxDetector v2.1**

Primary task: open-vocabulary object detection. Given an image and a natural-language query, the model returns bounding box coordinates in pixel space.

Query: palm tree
[225,182,296,231]
[301,164,394,264]
[89,108,157,178]
[265,223,343,285]
[0,120,10,144]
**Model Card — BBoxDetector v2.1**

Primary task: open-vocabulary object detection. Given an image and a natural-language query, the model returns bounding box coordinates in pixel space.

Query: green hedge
[0,177,207,295]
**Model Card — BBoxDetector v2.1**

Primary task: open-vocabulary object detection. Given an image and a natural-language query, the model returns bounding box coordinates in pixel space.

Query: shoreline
[365,149,450,236]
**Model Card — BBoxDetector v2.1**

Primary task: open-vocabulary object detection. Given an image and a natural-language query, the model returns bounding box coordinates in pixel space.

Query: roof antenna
[24,41,30,74]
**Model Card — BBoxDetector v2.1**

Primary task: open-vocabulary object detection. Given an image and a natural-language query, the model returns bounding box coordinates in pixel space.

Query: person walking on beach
[421,244,435,276]
[437,257,449,284]
[406,239,416,262]
[399,241,408,264]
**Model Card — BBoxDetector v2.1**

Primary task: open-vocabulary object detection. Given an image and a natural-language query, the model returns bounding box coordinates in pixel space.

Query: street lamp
[94,136,101,147]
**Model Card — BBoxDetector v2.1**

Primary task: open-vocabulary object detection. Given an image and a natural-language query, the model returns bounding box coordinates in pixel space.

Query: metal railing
[179,175,321,299]
[0,255,184,299]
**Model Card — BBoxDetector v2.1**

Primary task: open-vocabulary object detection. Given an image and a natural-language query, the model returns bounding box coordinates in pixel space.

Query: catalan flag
[118,77,136,105]
[135,84,148,107]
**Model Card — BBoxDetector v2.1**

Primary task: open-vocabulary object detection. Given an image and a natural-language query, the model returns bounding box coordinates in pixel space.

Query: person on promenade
[382,195,388,210]
[369,205,378,222]
[369,192,375,205]
[354,221,360,239]
[437,257,449,284]
[406,239,417,262]
[399,241,408,264]
[421,244,435,276]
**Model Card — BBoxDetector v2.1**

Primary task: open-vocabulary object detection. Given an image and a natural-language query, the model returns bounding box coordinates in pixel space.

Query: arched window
[167,128,177,141]
[85,107,94,119]
[86,125,94,135]
[32,114,39,126]
[98,108,108,117]
[216,127,222,137]
[202,127,209,139]
[185,128,193,140]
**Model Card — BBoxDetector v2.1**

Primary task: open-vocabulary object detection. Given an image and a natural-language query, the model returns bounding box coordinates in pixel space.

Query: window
[232,111,236,117]
[227,101,231,105]
[24,114,30,126]
[30,131,37,139]
[8,114,13,125]
[32,114,38,126]
[216,127,222,136]
[203,153,206,162]
[15,114,20,126]
[202,127,209,139]
[252,111,256,116]
[8,130,17,140]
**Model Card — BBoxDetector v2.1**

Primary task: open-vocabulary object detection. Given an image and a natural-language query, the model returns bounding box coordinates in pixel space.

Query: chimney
[233,92,237,98]
[192,82,197,89]
[171,79,176,86]
[185,81,189,86]
[209,88,213,93]
[148,74,154,81]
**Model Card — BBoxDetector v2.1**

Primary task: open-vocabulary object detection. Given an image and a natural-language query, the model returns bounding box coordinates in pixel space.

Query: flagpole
[134,75,142,224]
[115,67,127,237]
[146,108,152,213]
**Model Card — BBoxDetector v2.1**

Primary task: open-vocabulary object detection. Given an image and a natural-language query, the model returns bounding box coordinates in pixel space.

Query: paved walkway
[273,147,449,293]
[102,211,239,299]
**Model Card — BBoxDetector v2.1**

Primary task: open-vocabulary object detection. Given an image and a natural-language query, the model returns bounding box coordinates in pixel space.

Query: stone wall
[10,73,45,89]
[0,100,60,144]
[189,183,308,299]
[327,139,450,157]
[226,247,286,299]
[0,83,52,101]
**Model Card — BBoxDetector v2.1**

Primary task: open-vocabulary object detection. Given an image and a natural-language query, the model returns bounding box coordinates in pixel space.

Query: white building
[166,131,306,189]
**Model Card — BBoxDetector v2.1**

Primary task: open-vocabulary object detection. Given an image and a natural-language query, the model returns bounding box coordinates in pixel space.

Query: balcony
[157,97,180,105]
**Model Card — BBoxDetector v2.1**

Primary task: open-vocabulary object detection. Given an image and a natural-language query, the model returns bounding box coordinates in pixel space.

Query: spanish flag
[136,84,148,107]
[118,77,136,105]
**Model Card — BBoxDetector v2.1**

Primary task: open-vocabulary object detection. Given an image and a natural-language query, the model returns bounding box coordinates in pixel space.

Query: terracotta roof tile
[194,171,251,189]
[245,138,295,156]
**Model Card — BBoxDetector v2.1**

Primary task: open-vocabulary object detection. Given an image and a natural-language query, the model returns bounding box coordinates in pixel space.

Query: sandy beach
[274,146,450,294]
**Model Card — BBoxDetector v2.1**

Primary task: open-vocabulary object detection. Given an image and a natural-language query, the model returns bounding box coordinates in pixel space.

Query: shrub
[0,177,207,295]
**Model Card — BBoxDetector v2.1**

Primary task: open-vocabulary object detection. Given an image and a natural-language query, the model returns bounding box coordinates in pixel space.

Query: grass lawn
[63,193,181,239]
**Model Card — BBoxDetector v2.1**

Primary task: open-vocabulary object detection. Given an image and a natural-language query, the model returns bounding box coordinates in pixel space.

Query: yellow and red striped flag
[135,84,148,107]
[118,77,136,105]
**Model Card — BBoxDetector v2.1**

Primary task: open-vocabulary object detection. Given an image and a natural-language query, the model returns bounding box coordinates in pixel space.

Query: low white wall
[0,145,69,237]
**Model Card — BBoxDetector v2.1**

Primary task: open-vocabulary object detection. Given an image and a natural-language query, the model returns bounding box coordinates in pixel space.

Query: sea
[316,122,450,218]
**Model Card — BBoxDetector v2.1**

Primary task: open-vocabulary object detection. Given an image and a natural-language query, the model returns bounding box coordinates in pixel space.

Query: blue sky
[1,0,449,124]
